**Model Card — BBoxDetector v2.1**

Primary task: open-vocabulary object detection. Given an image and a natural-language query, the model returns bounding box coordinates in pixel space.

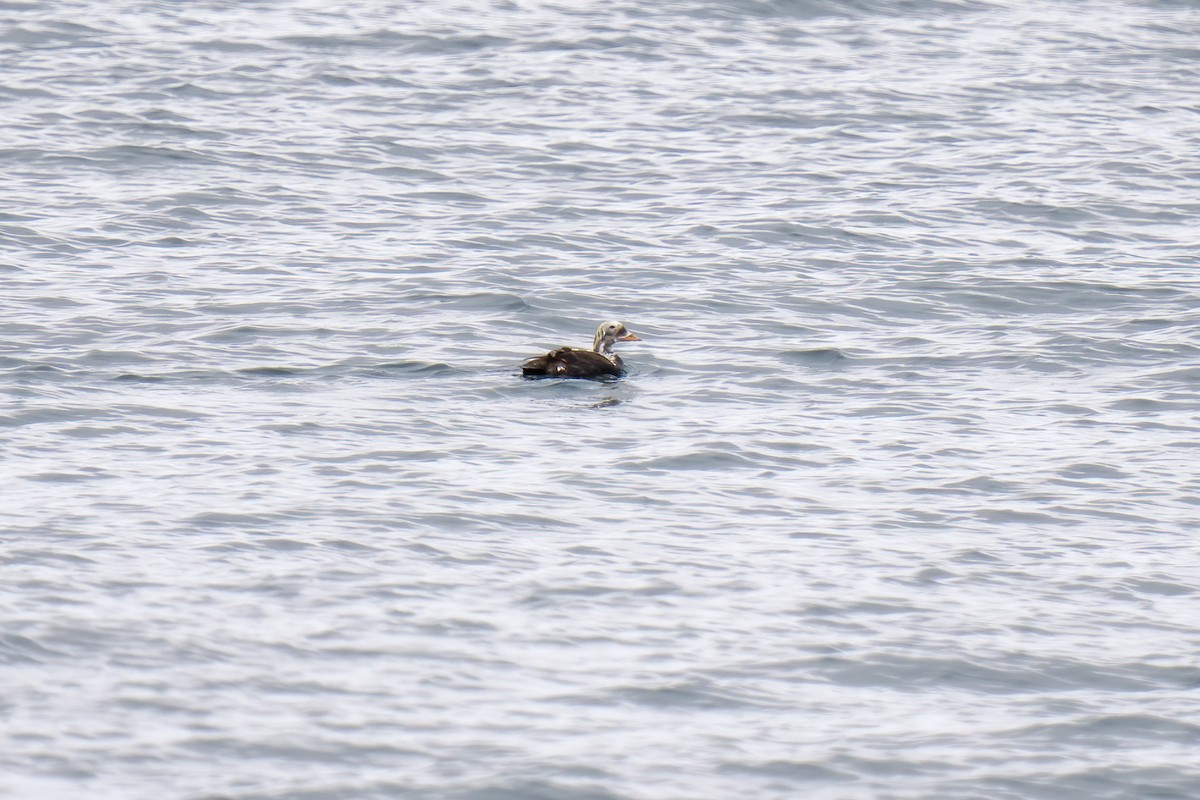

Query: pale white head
[592,320,641,355]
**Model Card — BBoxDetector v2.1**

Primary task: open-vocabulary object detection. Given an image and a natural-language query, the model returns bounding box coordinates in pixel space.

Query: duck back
[522,347,623,379]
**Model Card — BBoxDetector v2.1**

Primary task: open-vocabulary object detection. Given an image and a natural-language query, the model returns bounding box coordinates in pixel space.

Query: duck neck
[593,337,619,364]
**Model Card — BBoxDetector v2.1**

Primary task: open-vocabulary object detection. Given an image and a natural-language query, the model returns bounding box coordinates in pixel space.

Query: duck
[522,321,641,379]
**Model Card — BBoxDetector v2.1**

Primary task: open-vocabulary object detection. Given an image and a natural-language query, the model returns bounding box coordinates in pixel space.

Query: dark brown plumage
[522,321,641,380]
[522,347,624,379]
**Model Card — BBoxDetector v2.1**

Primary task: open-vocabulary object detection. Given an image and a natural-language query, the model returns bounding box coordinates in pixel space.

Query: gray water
[3,0,1200,798]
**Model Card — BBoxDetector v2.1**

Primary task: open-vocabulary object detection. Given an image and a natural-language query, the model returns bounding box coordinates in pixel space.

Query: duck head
[592,321,641,355]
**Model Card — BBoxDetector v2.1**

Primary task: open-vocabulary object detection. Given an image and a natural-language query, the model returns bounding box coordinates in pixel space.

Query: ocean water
[2,0,1199,798]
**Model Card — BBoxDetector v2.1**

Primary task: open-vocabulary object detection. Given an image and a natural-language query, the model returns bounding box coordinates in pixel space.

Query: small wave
[622,450,759,471]
[778,347,851,366]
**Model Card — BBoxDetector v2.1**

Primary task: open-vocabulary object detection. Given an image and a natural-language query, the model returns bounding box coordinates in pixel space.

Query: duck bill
[618,333,641,342]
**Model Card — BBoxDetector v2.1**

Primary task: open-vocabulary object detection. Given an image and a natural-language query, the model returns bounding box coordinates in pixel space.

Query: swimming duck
[522,321,641,379]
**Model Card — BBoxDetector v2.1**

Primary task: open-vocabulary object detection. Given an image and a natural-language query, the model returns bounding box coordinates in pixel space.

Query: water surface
[2,1,1200,798]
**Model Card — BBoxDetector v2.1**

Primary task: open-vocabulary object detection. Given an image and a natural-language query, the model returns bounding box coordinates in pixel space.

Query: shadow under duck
[521,321,641,379]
